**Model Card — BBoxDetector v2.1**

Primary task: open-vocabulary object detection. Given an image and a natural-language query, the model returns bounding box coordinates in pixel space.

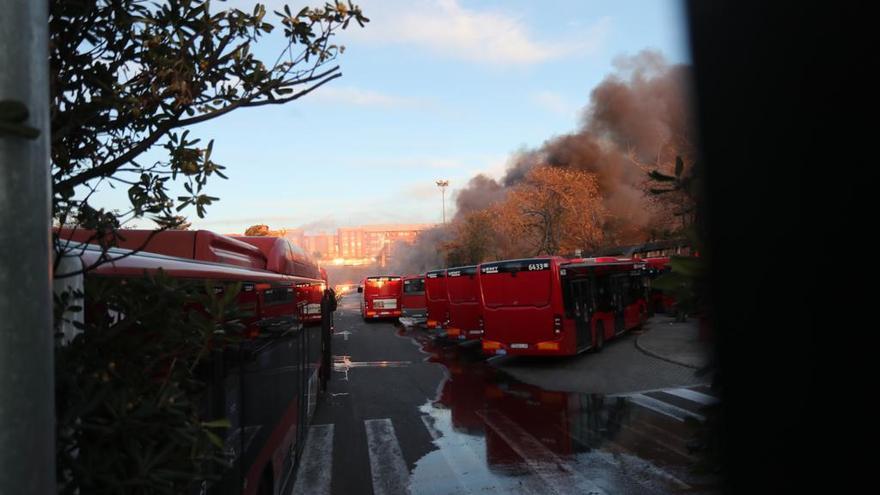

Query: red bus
[230,235,324,325]
[444,265,483,342]
[643,257,675,314]
[401,274,427,320]
[424,269,449,330]
[478,257,568,356]
[55,232,329,495]
[359,276,403,320]
[559,259,650,353]
[479,257,648,357]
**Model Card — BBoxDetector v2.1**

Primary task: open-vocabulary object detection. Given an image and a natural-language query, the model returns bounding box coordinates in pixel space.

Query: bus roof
[425,269,447,278]
[561,258,645,272]
[64,241,310,284]
[446,265,477,277]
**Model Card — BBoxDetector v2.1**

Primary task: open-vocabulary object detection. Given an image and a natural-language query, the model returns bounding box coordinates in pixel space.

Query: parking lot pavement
[488,317,713,395]
[636,315,713,369]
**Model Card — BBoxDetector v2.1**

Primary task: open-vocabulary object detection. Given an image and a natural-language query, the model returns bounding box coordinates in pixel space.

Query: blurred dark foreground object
[686,1,868,492]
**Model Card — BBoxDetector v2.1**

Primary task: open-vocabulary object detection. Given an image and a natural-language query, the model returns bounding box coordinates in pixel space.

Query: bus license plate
[511,343,528,349]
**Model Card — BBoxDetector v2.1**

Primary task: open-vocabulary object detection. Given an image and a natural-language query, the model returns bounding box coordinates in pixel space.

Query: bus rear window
[365,277,401,297]
[480,259,552,307]
[403,278,425,294]
[446,266,478,303]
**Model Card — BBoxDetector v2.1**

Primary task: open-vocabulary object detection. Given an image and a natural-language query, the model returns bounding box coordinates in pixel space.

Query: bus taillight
[536,341,560,351]
[482,340,502,351]
[553,314,562,335]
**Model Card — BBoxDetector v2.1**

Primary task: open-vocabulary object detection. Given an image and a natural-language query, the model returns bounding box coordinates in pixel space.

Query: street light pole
[435,179,449,224]
[0,0,56,493]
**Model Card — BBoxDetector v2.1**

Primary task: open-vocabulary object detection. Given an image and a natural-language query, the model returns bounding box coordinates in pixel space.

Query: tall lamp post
[436,179,449,224]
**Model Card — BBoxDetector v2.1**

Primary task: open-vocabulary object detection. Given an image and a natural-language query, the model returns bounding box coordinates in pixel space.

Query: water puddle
[400,326,721,494]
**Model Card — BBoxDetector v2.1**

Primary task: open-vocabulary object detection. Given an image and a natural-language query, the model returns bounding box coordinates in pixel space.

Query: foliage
[50,0,368,264]
[244,223,270,236]
[502,167,606,255]
[441,166,606,264]
[648,157,705,320]
[55,271,245,494]
[443,210,502,266]
[646,155,700,233]
[48,1,367,492]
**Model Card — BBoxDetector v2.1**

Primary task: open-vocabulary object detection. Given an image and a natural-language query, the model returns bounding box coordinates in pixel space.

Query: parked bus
[359,276,403,320]
[55,232,329,495]
[643,257,675,315]
[424,269,449,330]
[478,257,569,356]
[230,235,324,325]
[401,274,427,320]
[479,257,648,357]
[559,258,649,352]
[444,265,483,342]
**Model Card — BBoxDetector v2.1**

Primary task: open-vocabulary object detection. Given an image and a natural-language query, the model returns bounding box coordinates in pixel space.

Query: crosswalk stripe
[476,410,606,495]
[365,418,411,495]
[627,394,706,423]
[292,424,335,495]
[664,387,720,406]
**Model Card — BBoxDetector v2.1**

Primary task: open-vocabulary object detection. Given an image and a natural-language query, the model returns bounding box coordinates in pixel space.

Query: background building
[301,223,434,267]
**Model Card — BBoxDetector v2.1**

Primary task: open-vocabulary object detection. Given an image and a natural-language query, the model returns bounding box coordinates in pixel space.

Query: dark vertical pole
[0,0,55,493]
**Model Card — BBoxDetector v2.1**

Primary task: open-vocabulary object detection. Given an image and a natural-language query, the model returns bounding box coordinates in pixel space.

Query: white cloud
[215,1,610,65]
[349,1,611,66]
[531,90,576,116]
[307,85,430,108]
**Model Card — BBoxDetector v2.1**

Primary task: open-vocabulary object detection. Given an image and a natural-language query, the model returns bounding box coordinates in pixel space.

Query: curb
[634,330,701,370]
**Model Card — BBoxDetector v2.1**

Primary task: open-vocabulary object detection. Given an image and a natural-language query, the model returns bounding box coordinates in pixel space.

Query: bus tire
[594,322,605,352]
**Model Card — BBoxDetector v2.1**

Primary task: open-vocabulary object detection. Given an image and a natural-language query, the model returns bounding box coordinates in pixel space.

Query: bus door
[568,277,593,350]
[609,273,627,335]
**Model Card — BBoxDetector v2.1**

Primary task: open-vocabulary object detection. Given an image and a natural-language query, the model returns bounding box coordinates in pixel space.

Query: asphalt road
[290,294,720,495]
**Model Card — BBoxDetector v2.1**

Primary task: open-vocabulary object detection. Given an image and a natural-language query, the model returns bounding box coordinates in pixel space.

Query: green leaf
[201,418,231,429]
[204,430,225,450]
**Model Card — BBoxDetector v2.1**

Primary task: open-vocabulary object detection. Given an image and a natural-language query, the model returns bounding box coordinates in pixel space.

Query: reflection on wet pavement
[402,326,721,494]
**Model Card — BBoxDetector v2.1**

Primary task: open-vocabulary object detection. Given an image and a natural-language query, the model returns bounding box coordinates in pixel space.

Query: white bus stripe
[292,424,335,495]
[628,394,706,423]
[476,410,606,495]
[664,387,720,406]
[365,418,411,495]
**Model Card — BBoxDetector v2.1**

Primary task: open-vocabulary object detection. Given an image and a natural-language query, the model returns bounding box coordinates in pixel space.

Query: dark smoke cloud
[454,50,695,229]
[453,174,507,214]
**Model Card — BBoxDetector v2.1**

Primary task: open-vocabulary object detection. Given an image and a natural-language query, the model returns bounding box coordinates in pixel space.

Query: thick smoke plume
[454,50,695,232]
[386,226,454,275]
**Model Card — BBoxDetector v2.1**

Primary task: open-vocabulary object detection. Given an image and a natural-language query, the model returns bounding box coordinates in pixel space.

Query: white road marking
[627,394,706,423]
[365,418,411,495]
[664,387,720,406]
[476,410,606,495]
[292,424,335,495]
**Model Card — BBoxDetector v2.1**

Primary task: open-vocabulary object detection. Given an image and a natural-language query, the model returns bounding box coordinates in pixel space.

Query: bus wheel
[594,322,605,352]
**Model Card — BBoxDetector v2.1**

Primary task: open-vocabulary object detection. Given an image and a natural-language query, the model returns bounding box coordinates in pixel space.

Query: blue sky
[94,0,691,234]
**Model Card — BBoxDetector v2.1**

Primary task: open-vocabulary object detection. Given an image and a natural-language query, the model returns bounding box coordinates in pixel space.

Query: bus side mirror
[357,286,363,293]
